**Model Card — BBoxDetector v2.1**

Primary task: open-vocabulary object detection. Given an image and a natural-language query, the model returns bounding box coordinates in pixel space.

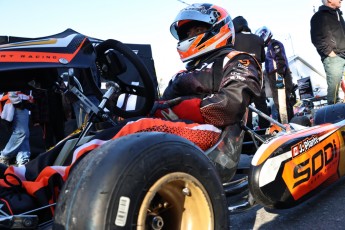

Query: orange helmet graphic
[170,3,234,62]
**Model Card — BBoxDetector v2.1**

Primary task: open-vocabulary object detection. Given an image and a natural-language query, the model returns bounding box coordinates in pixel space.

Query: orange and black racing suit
[0,46,262,219]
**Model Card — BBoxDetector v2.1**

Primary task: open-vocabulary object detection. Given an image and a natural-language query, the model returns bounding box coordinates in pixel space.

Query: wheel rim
[137,172,214,230]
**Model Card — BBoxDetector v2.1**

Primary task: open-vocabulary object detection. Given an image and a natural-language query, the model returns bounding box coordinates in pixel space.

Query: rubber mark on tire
[115,196,130,227]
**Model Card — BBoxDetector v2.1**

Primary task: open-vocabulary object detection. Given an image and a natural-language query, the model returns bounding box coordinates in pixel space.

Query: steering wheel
[95,39,155,118]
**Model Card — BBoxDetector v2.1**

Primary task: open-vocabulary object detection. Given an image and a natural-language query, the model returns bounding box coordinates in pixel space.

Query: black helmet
[232,16,250,33]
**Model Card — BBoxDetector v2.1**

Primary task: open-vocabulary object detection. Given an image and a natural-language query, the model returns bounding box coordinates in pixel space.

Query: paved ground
[229,155,345,230]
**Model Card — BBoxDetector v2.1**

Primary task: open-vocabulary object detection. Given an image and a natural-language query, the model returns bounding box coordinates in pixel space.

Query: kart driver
[0,3,262,220]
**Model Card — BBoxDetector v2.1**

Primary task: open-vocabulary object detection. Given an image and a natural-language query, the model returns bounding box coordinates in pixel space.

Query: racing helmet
[170,3,234,62]
[255,26,272,46]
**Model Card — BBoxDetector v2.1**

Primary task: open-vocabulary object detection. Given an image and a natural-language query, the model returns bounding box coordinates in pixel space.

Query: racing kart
[0,29,345,229]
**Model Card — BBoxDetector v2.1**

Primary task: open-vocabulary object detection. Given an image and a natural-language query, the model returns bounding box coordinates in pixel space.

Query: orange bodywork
[252,121,345,202]
[282,129,343,200]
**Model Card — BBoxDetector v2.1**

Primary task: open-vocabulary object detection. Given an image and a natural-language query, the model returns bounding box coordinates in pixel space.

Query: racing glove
[150,97,204,123]
[150,100,180,120]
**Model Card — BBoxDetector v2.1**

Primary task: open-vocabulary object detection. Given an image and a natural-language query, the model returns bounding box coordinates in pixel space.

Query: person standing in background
[233,16,270,129]
[0,91,34,166]
[255,26,296,123]
[310,0,345,105]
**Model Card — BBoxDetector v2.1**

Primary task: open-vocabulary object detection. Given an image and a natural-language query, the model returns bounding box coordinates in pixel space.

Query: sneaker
[16,158,30,167]
[0,156,10,166]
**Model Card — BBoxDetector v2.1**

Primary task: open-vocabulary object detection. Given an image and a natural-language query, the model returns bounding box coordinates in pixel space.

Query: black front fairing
[0,29,101,94]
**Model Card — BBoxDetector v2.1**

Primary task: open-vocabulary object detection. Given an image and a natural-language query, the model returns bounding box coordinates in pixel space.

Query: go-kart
[0,29,345,230]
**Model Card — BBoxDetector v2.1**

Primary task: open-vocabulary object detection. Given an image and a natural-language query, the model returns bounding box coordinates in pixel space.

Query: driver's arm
[201,53,261,127]
[153,53,262,128]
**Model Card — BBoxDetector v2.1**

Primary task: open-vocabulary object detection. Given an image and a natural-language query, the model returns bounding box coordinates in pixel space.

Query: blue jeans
[271,103,279,121]
[323,56,345,104]
[72,95,99,128]
[1,108,30,163]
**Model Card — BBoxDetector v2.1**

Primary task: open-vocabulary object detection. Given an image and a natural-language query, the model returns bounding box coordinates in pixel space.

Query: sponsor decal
[229,72,245,81]
[238,59,250,66]
[291,135,319,157]
[282,133,340,200]
[0,53,58,61]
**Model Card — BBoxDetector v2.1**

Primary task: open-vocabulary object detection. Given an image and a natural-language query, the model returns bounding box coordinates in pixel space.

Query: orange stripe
[0,37,87,63]
[0,39,57,48]
[255,123,341,165]
[64,142,102,178]
[112,118,202,139]
[23,167,62,195]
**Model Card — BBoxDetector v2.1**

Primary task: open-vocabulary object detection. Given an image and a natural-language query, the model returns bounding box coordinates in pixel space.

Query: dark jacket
[265,39,290,76]
[234,32,266,64]
[310,5,345,61]
[162,47,262,127]
[232,16,265,64]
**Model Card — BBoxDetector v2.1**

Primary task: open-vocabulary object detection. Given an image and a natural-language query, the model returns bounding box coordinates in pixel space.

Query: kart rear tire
[314,103,345,125]
[53,132,229,230]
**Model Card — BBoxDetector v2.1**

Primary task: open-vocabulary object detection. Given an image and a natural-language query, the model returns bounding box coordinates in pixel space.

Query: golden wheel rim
[137,172,214,230]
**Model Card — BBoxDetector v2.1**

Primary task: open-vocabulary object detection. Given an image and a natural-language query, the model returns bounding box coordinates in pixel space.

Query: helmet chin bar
[177,37,196,52]
[178,31,233,62]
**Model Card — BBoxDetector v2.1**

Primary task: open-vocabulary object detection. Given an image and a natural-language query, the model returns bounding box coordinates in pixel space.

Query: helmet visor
[170,5,217,40]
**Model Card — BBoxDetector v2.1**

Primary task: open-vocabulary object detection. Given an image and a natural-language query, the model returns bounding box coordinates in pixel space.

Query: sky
[0,0,325,89]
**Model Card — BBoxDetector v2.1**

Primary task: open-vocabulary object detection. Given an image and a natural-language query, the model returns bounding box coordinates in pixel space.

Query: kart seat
[204,123,245,183]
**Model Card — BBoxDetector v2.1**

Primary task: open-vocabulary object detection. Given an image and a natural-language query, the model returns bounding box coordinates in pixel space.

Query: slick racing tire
[53,132,229,230]
[290,115,311,126]
[314,103,345,125]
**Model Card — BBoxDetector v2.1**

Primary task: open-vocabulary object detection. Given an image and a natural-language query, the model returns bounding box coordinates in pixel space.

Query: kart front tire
[314,103,345,125]
[290,115,311,126]
[53,132,229,230]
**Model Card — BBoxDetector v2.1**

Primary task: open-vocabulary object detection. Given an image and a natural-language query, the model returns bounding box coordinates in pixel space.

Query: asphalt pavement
[229,176,345,230]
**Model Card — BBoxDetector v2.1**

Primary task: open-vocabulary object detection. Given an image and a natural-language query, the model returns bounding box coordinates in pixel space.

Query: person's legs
[253,89,270,129]
[246,104,254,129]
[283,72,296,121]
[271,103,279,120]
[267,73,279,121]
[323,56,345,104]
[0,109,30,165]
[15,109,30,166]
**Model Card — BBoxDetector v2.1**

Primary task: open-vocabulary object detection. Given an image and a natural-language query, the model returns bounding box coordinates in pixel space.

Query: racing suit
[158,47,262,128]
[265,39,296,122]
[234,27,270,129]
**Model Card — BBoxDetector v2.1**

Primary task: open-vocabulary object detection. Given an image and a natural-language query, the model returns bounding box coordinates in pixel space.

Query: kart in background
[0,29,345,229]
